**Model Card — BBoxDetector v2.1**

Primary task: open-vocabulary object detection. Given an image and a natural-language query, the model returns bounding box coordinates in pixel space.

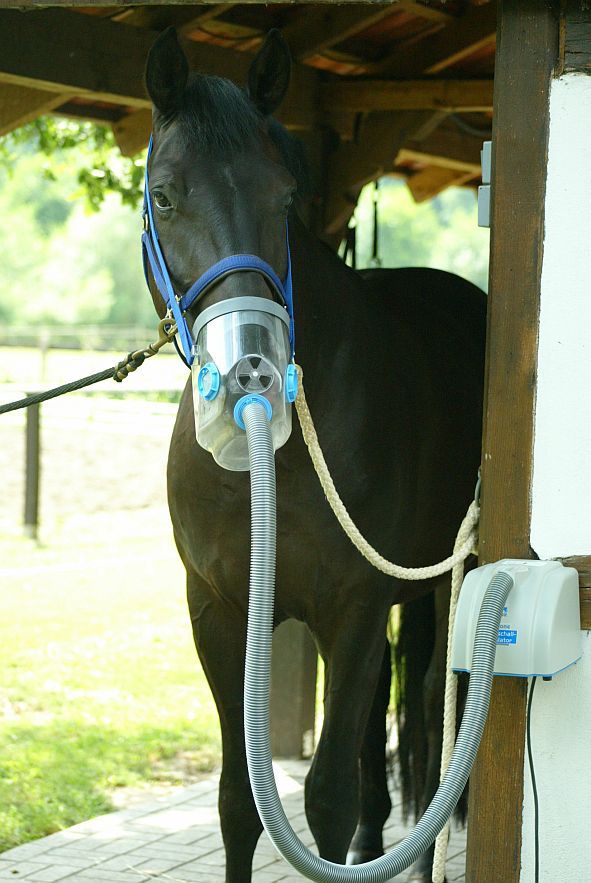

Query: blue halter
[141,136,295,366]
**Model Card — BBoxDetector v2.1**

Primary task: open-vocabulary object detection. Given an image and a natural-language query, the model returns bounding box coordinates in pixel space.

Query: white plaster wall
[531,74,591,559]
[522,73,591,882]
[520,637,591,883]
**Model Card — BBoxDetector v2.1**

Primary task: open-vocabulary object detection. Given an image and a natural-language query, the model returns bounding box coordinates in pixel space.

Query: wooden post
[23,398,41,541]
[271,620,318,758]
[465,2,558,881]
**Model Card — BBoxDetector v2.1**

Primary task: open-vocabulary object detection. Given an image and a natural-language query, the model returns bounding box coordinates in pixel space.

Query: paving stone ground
[0,760,466,882]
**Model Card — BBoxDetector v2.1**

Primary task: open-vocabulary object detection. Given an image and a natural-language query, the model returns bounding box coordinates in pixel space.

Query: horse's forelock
[177,74,261,154]
[175,73,309,194]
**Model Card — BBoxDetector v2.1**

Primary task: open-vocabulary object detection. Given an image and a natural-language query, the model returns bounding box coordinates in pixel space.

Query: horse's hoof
[346,849,384,865]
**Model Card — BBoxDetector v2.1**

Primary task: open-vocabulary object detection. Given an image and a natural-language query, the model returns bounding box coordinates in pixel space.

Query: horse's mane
[176,73,310,195]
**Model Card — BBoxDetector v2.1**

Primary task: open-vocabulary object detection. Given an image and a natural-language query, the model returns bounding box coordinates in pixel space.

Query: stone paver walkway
[0,760,466,882]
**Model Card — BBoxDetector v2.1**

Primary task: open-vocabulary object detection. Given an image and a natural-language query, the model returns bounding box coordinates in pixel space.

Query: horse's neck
[289,216,364,386]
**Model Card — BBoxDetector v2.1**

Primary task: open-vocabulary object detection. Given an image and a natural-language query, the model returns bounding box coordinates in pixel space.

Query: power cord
[526,676,539,883]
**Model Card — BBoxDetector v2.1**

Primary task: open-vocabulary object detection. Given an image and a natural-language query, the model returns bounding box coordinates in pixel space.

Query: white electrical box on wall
[451,559,582,679]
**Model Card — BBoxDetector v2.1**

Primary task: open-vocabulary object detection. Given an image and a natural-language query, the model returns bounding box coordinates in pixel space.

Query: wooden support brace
[406,165,476,202]
[323,110,434,236]
[113,109,152,157]
[0,84,70,136]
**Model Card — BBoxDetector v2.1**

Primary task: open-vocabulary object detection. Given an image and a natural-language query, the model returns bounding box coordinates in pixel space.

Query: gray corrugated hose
[243,401,514,883]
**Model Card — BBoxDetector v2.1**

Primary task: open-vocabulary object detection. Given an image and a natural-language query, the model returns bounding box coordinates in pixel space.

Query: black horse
[143,28,485,883]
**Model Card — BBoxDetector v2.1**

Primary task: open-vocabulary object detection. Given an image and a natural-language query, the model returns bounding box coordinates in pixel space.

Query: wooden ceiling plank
[283,6,401,63]
[370,1,496,77]
[0,84,71,136]
[406,165,475,202]
[110,5,232,33]
[177,5,238,36]
[323,78,493,113]
[0,8,319,131]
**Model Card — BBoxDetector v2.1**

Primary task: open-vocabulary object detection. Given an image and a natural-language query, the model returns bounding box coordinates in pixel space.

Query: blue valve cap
[285,364,298,403]
[197,362,221,401]
[234,394,273,430]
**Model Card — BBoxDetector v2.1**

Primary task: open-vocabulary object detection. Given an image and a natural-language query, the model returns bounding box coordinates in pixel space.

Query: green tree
[352,178,489,292]
[0,117,144,211]
[0,130,153,328]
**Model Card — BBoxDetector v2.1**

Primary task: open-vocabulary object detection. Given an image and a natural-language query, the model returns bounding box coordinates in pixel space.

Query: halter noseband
[141,135,295,366]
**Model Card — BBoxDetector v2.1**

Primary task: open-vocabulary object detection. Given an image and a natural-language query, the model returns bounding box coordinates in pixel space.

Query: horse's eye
[153,190,173,212]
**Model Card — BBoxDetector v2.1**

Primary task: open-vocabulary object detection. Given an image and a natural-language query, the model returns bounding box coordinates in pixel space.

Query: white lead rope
[294,365,480,883]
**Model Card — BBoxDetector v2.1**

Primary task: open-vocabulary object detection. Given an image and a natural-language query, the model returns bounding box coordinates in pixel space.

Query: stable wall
[523,72,591,882]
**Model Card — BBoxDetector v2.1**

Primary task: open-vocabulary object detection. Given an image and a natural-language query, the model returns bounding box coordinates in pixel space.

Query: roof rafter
[282,6,403,63]
[369,1,496,77]
[396,1,456,24]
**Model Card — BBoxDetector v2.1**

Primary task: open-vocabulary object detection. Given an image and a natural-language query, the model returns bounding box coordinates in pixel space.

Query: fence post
[24,397,41,540]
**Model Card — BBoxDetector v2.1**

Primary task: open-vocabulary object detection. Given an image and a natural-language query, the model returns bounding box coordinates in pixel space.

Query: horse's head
[144,29,305,470]
[144,27,301,323]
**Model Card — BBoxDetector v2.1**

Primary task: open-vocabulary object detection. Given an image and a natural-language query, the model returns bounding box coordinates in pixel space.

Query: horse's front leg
[348,639,392,863]
[305,603,391,863]
[187,569,262,883]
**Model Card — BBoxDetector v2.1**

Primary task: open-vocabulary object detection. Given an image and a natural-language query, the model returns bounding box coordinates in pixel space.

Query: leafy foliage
[0,117,145,210]
[0,122,155,327]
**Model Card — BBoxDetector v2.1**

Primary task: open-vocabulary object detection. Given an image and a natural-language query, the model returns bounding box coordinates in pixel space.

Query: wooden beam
[561,556,591,630]
[369,1,496,78]
[564,0,591,73]
[465,4,559,883]
[323,78,493,114]
[324,110,433,235]
[405,165,475,202]
[282,5,400,62]
[0,84,70,136]
[0,0,284,5]
[0,8,318,131]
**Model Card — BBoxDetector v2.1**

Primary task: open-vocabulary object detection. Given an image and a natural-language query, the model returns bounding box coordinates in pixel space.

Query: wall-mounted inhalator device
[452,559,582,679]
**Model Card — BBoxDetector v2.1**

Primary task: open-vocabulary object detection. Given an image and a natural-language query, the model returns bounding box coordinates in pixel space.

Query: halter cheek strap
[141,135,295,367]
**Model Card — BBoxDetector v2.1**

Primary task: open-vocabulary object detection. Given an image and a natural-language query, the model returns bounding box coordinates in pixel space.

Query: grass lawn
[0,528,221,853]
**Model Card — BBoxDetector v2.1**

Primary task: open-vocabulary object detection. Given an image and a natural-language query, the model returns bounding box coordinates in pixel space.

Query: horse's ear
[145,27,189,119]
[248,29,291,116]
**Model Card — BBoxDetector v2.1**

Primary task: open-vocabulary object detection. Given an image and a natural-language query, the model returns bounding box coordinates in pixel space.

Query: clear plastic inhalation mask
[191,297,298,471]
